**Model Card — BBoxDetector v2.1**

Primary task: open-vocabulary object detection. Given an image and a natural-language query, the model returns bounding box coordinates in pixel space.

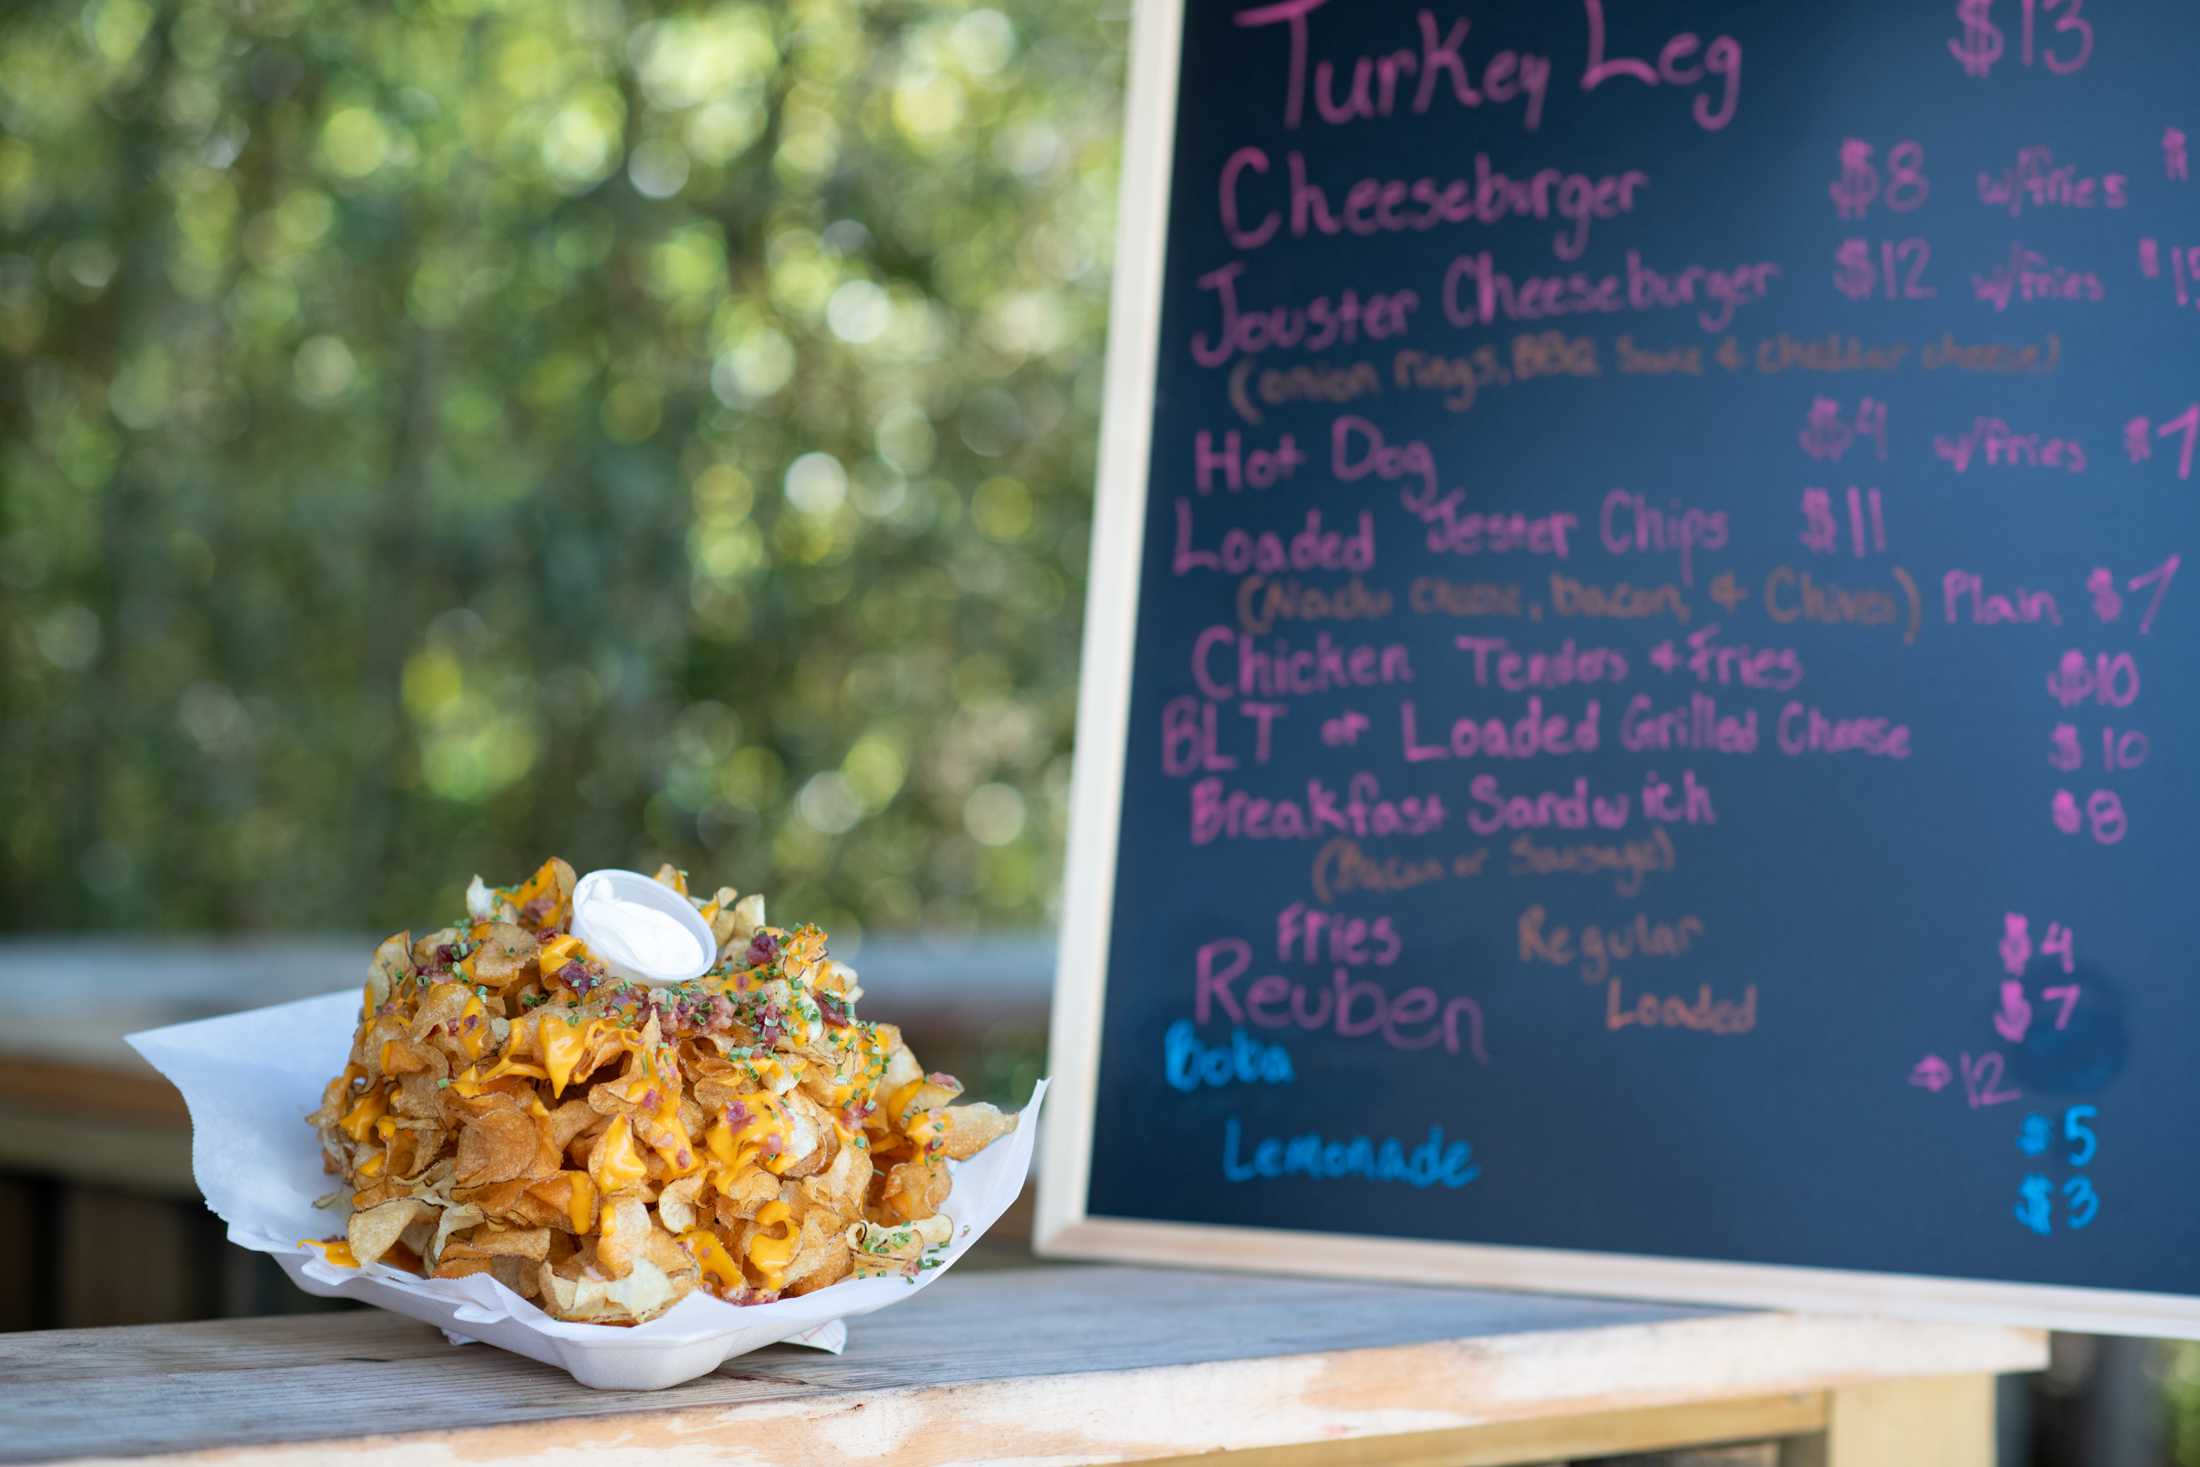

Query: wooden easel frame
[1033,0,2200,1340]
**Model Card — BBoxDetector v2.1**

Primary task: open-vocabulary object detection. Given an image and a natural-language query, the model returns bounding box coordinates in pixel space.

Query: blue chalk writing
[2016,1113,2050,1157]
[2015,1174,2054,1236]
[1221,1116,1478,1189]
[2063,1176,2099,1229]
[1165,1020,1296,1091]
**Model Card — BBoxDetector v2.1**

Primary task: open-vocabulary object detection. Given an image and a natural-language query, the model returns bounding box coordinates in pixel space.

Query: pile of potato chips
[308,859,1017,1324]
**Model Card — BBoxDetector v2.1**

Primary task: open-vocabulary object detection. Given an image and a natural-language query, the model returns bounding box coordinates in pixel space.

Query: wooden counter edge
[34,1309,2047,1467]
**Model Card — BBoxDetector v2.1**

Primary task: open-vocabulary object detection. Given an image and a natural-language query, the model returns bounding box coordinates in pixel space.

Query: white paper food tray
[129,988,1045,1390]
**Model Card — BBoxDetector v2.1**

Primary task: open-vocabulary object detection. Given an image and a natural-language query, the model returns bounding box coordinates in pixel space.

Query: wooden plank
[1779,1374,1995,1467]
[0,1054,189,1123]
[0,1174,50,1332]
[0,1106,196,1195]
[59,1187,197,1328]
[0,1267,2047,1465]
[1139,1393,1826,1467]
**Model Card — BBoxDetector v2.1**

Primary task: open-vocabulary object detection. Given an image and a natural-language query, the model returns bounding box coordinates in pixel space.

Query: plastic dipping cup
[569,869,716,987]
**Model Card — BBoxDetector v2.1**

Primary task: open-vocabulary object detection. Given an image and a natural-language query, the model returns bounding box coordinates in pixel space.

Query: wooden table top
[0,1265,2047,1466]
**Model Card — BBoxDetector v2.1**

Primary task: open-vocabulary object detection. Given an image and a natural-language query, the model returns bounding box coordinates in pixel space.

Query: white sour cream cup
[568,868,716,987]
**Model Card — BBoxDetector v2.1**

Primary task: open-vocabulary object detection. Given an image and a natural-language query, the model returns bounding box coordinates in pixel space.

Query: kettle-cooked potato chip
[348,1198,428,1268]
[454,1107,540,1187]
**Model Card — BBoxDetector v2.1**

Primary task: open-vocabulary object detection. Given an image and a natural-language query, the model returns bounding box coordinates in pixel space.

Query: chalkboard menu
[1036,0,2200,1333]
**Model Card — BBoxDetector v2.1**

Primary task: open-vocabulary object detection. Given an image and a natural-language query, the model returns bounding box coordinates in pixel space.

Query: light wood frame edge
[1034,0,1183,1253]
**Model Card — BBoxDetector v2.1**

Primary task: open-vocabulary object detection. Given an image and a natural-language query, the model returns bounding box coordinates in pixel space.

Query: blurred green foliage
[0,0,1124,939]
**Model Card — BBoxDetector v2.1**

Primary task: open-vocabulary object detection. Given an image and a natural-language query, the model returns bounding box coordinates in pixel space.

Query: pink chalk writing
[1578,0,1743,132]
[1231,0,1552,132]
[1191,626,1415,702]
[1943,571,2061,626]
[1830,139,1928,220]
[2051,788,2127,843]
[1319,710,1371,748]
[2045,650,2139,709]
[2000,913,2076,976]
[1217,146,1648,262]
[1190,262,1419,369]
[1800,396,1889,462]
[1949,0,2092,78]
[1833,238,1934,302]
[1162,697,1285,775]
[1933,417,2086,474]
[2126,406,2198,479]
[1620,693,1760,755]
[1774,704,1912,759]
[1194,430,1306,493]
[2137,239,2200,312]
[1799,488,1886,558]
[1645,626,1804,691]
[1454,636,1629,690]
[1400,484,1579,558]
[1173,500,1377,577]
[1332,416,1439,497]
[2049,723,2148,774]
[1976,146,2126,215]
[1275,903,1402,967]
[1189,773,1446,843]
[1443,250,1779,333]
[1466,775,1634,835]
[1973,244,2103,311]
[2083,571,2164,654]
[1399,696,1603,762]
[1193,936,1487,1062]
[1600,490,1728,585]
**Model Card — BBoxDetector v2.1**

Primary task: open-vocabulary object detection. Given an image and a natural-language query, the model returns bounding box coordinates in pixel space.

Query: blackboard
[1036,0,2200,1334]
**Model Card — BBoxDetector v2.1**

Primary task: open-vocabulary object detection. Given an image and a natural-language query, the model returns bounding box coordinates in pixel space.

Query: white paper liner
[128,989,1046,1390]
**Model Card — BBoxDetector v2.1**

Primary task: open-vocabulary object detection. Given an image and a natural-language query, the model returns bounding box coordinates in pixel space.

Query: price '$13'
[1948,0,2094,80]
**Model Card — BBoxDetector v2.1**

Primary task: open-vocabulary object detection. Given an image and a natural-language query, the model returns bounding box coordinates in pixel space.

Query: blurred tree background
[0,0,1125,941]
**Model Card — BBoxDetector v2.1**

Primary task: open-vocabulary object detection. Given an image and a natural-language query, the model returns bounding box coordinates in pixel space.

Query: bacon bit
[640,1087,660,1109]
[724,1101,751,1127]
[927,1071,960,1089]
[745,932,779,967]
[519,895,555,926]
[676,1148,692,1166]
[763,1134,783,1156]
[818,992,851,1028]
